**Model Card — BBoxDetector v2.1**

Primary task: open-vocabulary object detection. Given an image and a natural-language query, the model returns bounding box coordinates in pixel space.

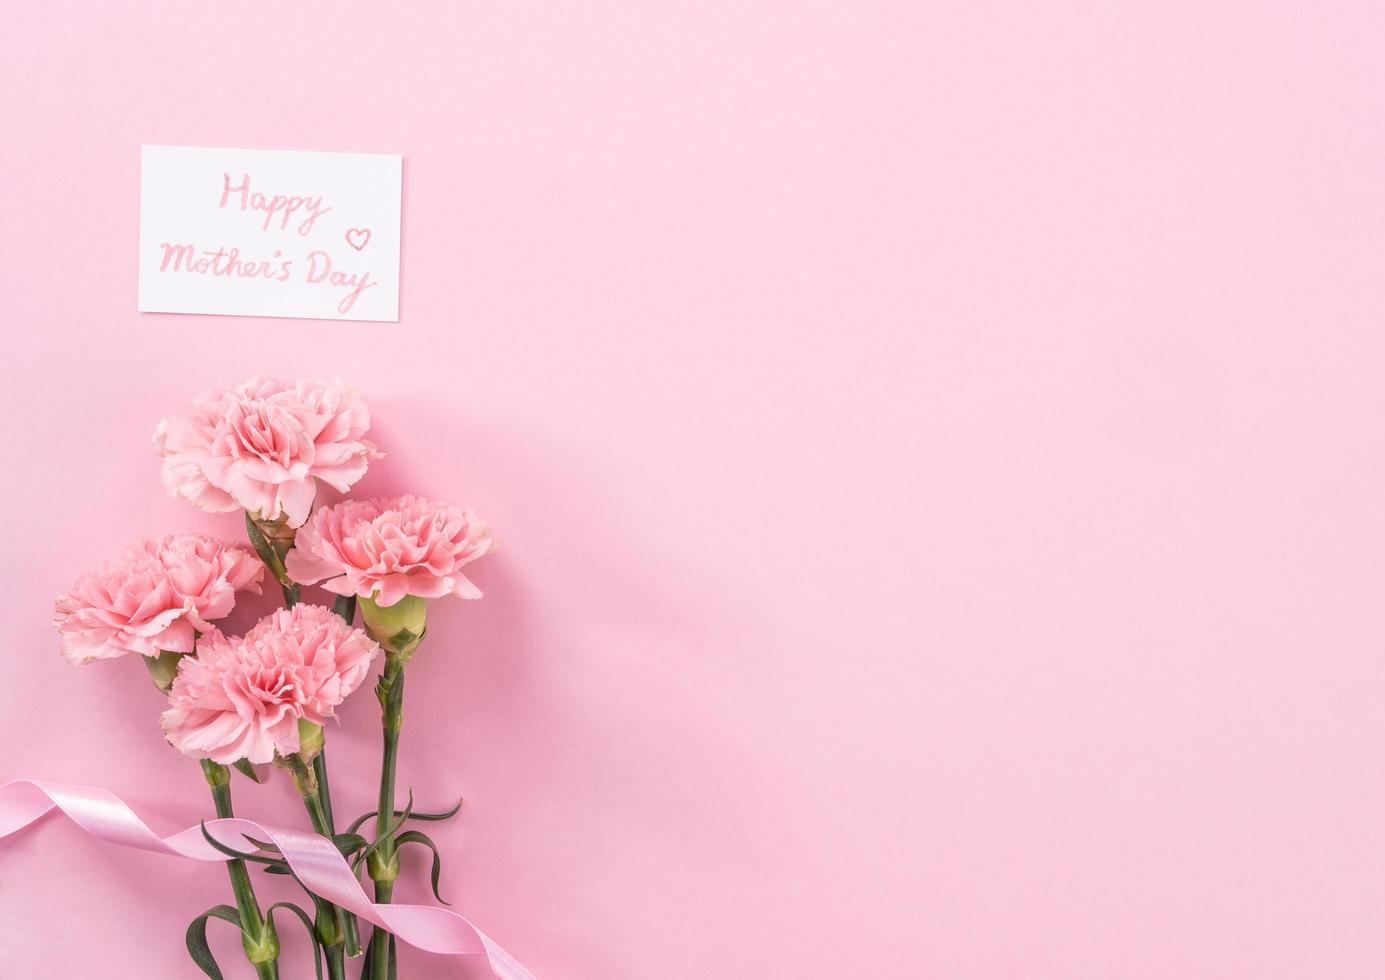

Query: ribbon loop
[0,778,535,980]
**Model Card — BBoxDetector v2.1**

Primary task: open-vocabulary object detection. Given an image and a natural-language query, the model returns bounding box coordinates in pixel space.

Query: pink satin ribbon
[0,779,536,980]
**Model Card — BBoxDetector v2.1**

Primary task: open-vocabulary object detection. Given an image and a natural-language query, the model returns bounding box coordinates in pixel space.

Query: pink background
[2,2,1383,977]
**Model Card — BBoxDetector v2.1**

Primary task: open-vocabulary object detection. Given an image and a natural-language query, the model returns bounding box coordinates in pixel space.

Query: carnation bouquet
[17,378,525,980]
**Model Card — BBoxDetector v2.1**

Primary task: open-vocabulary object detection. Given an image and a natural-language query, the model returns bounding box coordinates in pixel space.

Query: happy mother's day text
[156,174,375,314]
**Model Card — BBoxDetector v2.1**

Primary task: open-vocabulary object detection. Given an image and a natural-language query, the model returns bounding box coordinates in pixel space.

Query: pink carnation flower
[155,377,379,528]
[54,534,264,665]
[286,495,493,608]
[161,605,381,765]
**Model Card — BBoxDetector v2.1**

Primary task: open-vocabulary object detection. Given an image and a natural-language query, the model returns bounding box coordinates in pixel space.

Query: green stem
[313,748,362,956]
[367,656,406,980]
[202,761,279,980]
[288,759,352,980]
[367,877,396,980]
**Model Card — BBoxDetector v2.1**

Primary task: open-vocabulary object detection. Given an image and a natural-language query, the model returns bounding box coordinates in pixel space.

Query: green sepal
[249,910,280,964]
[334,832,369,857]
[360,595,427,658]
[145,650,184,692]
[233,759,264,783]
[395,829,449,904]
[244,513,289,583]
[297,720,325,761]
[366,844,401,885]
[186,904,242,980]
[331,594,357,623]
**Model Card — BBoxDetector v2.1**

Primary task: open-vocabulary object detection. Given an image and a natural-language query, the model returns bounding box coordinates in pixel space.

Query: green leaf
[266,902,324,980]
[395,830,449,904]
[346,797,461,837]
[185,905,242,980]
[352,791,414,873]
[333,832,369,857]
[406,798,463,823]
[384,790,415,837]
[200,822,280,866]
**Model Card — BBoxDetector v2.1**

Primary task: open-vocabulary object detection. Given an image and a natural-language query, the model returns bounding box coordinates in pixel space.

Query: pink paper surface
[2,3,1384,978]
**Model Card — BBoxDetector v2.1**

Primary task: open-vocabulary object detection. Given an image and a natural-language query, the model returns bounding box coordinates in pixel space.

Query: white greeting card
[138,145,402,322]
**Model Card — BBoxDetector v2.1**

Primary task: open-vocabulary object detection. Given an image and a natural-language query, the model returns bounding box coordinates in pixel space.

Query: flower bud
[359,594,426,660]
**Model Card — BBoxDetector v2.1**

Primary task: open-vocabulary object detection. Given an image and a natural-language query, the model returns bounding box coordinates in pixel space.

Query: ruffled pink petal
[449,574,484,600]
[56,537,262,666]
[155,378,377,522]
[285,495,492,610]
[276,478,319,529]
[161,605,381,764]
[284,547,341,586]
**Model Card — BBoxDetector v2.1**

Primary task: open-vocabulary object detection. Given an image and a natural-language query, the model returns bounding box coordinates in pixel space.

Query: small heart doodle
[345,228,371,251]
